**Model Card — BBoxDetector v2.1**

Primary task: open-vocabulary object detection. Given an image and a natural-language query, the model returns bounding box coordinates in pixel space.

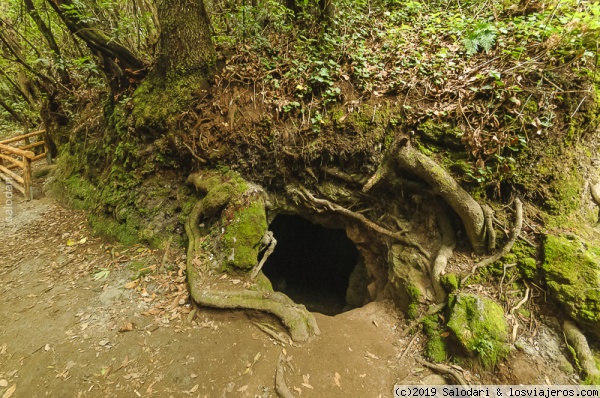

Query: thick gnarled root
[184,170,321,343]
[563,319,600,384]
[394,140,487,254]
[188,280,320,342]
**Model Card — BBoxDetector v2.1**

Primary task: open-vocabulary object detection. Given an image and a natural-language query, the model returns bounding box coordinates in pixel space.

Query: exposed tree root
[398,329,421,361]
[416,357,468,386]
[288,185,431,259]
[250,231,277,280]
[188,279,320,342]
[362,160,390,192]
[276,354,295,398]
[321,166,361,185]
[563,319,600,383]
[431,205,456,302]
[461,198,523,285]
[254,322,290,345]
[509,283,530,315]
[481,204,496,252]
[184,172,320,343]
[394,140,487,253]
[184,199,209,265]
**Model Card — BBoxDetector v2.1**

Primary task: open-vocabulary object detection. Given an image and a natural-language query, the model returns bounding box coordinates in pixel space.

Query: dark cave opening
[262,214,361,316]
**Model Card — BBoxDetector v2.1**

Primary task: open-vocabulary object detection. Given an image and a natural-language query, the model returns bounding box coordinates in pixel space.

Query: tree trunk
[131,0,216,131]
[155,0,216,80]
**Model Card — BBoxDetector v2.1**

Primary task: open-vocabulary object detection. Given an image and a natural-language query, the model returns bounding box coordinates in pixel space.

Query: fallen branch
[276,354,295,398]
[462,198,523,285]
[289,185,431,259]
[416,357,468,386]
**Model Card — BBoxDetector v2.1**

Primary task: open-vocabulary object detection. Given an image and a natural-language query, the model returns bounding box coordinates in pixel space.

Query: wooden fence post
[22,152,34,201]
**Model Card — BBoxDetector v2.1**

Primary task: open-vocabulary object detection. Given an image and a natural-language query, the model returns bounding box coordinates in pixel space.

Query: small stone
[421,374,447,385]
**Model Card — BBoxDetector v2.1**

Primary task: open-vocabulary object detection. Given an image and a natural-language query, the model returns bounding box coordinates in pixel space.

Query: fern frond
[463,22,498,56]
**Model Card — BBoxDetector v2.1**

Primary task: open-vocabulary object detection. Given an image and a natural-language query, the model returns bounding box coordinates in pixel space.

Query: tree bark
[154,0,216,80]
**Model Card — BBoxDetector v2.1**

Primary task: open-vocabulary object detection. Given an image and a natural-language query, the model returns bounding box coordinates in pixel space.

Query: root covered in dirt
[275,354,295,398]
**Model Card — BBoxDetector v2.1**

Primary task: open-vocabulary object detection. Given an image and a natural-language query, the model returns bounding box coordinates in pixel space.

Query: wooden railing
[0,130,48,200]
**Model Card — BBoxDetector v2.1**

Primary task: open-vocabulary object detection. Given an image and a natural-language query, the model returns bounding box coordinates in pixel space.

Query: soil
[0,179,583,398]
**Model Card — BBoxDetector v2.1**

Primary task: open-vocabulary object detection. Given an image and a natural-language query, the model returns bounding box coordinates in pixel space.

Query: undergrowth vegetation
[210,0,598,186]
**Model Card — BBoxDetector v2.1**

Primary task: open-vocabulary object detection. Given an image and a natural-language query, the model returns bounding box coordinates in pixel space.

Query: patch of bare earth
[0,186,579,398]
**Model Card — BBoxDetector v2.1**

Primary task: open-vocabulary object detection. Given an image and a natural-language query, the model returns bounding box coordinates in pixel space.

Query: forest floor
[0,175,581,398]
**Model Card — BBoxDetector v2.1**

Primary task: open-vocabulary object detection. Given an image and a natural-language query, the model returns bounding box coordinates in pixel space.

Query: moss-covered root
[189,285,320,342]
[431,203,456,302]
[394,140,486,253]
[563,320,600,384]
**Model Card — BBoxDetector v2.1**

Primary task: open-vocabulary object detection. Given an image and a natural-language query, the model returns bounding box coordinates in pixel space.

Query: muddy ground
[0,178,581,398]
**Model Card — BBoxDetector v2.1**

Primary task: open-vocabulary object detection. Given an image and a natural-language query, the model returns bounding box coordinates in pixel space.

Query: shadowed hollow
[262,214,360,316]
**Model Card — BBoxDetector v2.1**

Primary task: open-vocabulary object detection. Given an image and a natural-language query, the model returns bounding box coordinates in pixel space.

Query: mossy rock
[385,244,434,317]
[440,273,459,293]
[447,293,509,369]
[542,234,600,339]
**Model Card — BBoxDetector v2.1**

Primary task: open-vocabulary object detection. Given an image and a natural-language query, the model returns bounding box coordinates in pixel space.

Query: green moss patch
[221,199,268,270]
[423,316,448,363]
[542,235,600,337]
[447,293,509,369]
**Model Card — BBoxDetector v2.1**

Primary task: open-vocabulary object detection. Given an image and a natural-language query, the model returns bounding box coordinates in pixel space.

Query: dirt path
[0,189,580,397]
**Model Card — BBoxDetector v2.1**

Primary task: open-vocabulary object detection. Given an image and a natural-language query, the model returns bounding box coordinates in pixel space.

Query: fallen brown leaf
[334,372,341,388]
[118,322,134,333]
[2,384,16,398]
[123,279,139,289]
